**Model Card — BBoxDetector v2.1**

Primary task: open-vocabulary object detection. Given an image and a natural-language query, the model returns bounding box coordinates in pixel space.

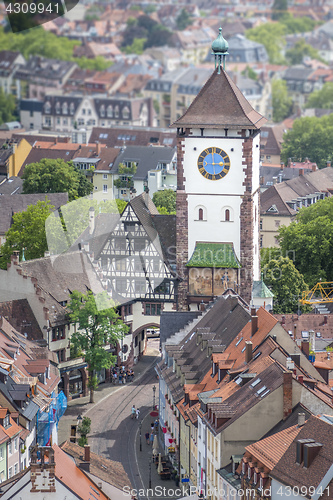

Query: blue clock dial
[197,147,230,180]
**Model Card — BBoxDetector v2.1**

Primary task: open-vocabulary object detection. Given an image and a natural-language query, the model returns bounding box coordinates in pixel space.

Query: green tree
[280,114,333,169]
[272,79,292,122]
[67,290,128,403]
[271,0,288,20]
[0,88,17,124]
[0,199,54,269]
[46,198,127,256]
[75,56,110,71]
[152,189,176,214]
[246,23,286,64]
[77,417,91,447]
[22,159,92,201]
[278,197,333,287]
[176,9,193,31]
[122,38,146,55]
[305,82,333,109]
[261,253,309,313]
[278,13,318,34]
[286,39,324,65]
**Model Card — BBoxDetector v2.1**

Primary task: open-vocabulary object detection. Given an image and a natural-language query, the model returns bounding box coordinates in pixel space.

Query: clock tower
[173,28,266,310]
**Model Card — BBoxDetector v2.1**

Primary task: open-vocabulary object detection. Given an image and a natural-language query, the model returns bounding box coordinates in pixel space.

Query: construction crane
[300,282,333,305]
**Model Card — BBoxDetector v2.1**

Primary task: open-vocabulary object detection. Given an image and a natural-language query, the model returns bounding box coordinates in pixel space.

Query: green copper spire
[21,248,26,262]
[211,27,229,74]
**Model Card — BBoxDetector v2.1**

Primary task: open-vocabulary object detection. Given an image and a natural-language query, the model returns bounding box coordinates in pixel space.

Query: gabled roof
[271,415,333,491]
[172,66,266,129]
[245,424,302,470]
[0,193,68,236]
[111,145,176,180]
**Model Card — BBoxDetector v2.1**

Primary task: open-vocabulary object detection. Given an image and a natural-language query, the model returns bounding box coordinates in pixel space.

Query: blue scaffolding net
[37,391,67,446]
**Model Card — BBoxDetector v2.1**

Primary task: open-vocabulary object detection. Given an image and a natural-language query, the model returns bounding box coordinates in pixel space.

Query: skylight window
[235,337,243,347]
[260,389,270,398]
[235,377,242,385]
[250,378,260,388]
[256,385,267,395]
[241,346,246,353]
[301,331,309,339]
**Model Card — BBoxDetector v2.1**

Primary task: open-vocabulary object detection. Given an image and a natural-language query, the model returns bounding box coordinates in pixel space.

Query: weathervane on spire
[211,27,229,74]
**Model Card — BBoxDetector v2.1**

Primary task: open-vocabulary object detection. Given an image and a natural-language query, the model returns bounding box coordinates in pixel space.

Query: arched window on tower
[195,205,206,221]
[221,206,233,222]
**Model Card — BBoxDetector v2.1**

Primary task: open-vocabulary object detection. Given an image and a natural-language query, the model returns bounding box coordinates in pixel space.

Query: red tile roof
[54,444,109,500]
[245,424,302,470]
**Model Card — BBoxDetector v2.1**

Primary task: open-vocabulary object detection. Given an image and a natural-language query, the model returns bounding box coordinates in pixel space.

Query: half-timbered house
[86,193,177,365]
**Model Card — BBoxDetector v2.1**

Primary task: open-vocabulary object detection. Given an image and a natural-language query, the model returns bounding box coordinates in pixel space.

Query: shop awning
[186,242,241,268]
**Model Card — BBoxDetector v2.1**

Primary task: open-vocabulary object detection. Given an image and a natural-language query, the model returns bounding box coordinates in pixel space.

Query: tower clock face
[197,147,230,180]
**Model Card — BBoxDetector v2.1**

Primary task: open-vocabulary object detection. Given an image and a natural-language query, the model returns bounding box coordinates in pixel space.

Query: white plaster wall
[183,135,246,260]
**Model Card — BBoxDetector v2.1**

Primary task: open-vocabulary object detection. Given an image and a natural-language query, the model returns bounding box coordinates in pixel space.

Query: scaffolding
[37,391,67,446]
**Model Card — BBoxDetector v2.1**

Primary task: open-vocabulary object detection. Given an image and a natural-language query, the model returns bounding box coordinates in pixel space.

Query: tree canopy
[280,114,333,168]
[261,250,310,313]
[285,39,324,65]
[176,9,193,31]
[272,79,293,122]
[305,82,333,110]
[0,27,110,71]
[0,88,17,125]
[152,189,176,214]
[278,197,333,287]
[0,199,54,269]
[67,290,128,402]
[22,158,93,201]
[121,15,173,50]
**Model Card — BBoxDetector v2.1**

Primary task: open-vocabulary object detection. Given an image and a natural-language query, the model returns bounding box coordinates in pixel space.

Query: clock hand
[212,152,215,174]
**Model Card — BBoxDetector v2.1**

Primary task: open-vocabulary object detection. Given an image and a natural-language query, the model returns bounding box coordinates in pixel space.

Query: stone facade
[176,134,188,311]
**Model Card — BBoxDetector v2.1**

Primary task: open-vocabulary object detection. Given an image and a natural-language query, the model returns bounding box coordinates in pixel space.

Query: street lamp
[139,420,142,452]
[148,457,152,488]
[153,385,156,410]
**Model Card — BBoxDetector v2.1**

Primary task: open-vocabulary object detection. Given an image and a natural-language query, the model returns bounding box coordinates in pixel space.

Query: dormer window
[62,102,68,115]
[3,415,10,428]
[242,461,246,475]
[248,467,252,480]
[55,102,60,114]
[253,472,257,484]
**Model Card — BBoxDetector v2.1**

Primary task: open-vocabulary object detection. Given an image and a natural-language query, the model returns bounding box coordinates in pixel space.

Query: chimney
[84,444,90,462]
[298,375,303,385]
[89,207,95,235]
[251,313,258,336]
[283,371,293,420]
[0,316,2,329]
[281,315,285,325]
[296,438,315,464]
[299,168,304,176]
[297,412,306,427]
[327,161,331,168]
[304,442,323,468]
[293,324,297,341]
[286,357,295,370]
[301,340,310,359]
[200,301,205,312]
[11,250,20,265]
[324,315,328,325]
[312,164,316,171]
[44,251,51,258]
[245,341,253,363]
[95,141,101,155]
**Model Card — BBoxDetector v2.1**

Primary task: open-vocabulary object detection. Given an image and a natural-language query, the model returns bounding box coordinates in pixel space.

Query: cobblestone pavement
[58,339,187,499]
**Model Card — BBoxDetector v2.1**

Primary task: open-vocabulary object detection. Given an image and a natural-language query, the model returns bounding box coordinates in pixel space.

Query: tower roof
[171,66,267,130]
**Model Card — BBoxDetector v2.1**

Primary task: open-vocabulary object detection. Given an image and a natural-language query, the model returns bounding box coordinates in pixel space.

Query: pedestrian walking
[151,422,154,434]
[119,372,122,384]
[136,408,140,419]
[145,432,150,444]
[150,432,154,445]
[113,371,117,384]
[131,405,136,419]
